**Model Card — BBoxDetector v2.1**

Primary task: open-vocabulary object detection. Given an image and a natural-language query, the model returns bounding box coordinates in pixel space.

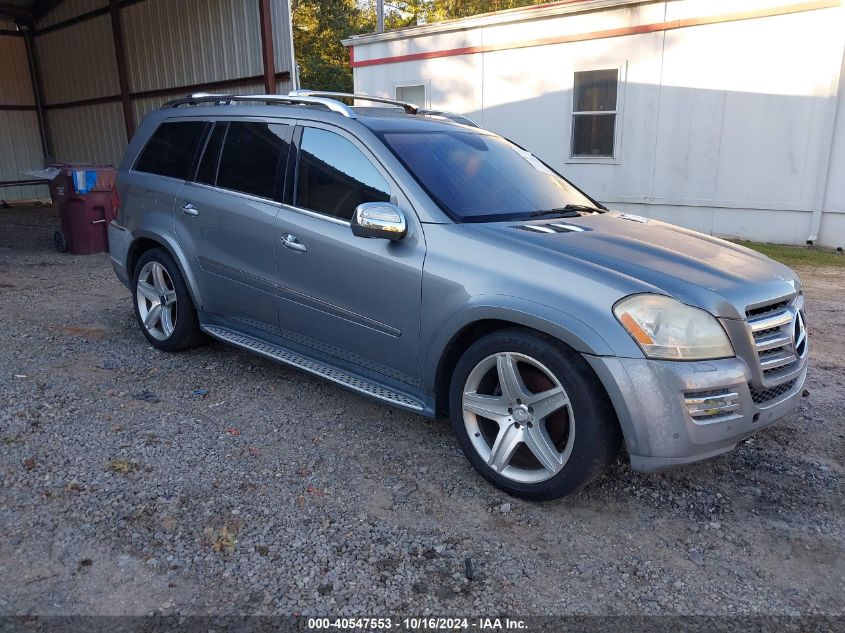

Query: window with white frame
[571,69,618,158]
[395,84,426,108]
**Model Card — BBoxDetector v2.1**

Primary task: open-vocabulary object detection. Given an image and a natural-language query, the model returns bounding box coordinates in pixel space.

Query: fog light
[684,389,740,421]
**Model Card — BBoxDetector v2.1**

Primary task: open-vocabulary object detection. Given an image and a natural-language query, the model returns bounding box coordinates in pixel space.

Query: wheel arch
[426,299,615,417]
[127,231,203,309]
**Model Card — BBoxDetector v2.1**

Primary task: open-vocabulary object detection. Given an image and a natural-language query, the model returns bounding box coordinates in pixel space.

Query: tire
[54,230,67,253]
[132,248,204,352]
[448,328,621,501]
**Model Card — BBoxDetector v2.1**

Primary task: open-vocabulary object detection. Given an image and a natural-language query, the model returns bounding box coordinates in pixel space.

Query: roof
[352,108,484,133]
[0,0,63,22]
[341,0,651,46]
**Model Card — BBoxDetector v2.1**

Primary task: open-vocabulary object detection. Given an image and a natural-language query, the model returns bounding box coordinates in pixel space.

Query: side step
[202,325,425,412]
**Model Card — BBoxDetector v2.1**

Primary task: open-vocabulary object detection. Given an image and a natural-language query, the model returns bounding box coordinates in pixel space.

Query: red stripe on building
[349,0,840,68]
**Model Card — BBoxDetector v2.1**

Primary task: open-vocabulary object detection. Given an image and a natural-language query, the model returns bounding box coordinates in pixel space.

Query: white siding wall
[350,0,845,247]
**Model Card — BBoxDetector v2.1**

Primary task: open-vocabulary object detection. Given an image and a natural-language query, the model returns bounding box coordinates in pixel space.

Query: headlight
[613,294,734,360]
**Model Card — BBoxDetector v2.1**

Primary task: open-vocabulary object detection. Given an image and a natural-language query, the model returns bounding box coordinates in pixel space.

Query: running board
[202,325,425,412]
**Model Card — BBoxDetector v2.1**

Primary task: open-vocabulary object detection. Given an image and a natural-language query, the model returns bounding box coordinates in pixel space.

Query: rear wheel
[53,230,67,253]
[449,328,621,500]
[132,248,204,352]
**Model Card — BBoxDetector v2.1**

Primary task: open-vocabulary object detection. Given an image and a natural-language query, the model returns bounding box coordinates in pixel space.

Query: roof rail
[288,90,420,114]
[162,91,482,129]
[164,92,356,118]
[417,109,481,128]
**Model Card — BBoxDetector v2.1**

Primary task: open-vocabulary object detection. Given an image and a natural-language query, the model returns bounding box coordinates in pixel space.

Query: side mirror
[351,202,407,241]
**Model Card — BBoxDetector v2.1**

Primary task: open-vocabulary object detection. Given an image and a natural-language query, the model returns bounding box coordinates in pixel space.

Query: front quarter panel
[419,223,650,392]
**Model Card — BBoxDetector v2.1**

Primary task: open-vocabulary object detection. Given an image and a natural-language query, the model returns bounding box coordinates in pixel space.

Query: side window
[571,69,618,158]
[195,122,227,186]
[295,128,391,221]
[216,122,289,200]
[134,121,207,179]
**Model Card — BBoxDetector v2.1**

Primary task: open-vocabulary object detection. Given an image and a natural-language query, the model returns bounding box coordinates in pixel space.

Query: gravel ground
[1,206,843,617]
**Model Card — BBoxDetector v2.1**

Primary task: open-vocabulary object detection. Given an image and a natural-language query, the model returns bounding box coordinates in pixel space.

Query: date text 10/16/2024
[307,617,528,630]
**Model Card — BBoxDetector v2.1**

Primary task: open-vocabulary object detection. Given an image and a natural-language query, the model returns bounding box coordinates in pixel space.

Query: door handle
[180,202,199,217]
[280,233,307,252]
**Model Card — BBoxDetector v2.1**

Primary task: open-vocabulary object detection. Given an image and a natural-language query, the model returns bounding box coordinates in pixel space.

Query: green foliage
[291,0,551,92]
[732,241,844,268]
[291,0,367,92]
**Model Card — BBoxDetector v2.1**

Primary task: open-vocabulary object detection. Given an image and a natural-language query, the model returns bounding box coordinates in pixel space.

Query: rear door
[126,119,207,241]
[175,118,293,335]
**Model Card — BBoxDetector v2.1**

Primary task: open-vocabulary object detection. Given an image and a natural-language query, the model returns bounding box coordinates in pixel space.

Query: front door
[274,122,425,385]
[175,119,293,335]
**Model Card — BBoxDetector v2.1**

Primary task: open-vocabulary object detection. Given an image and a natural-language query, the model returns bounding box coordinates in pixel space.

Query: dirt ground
[0,206,843,618]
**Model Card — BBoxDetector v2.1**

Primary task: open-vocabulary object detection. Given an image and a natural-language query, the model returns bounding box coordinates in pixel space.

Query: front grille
[750,379,797,405]
[746,297,802,378]
[745,300,790,319]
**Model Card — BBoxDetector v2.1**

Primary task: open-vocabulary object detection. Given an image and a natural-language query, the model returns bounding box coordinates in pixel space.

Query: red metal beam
[43,71,292,110]
[0,104,37,111]
[258,0,276,95]
[109,0,135,140]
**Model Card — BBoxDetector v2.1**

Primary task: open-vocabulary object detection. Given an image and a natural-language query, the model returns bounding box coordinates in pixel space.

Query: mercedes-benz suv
[108,91,809,500]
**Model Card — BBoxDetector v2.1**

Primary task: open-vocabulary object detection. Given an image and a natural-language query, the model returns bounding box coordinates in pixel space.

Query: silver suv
[108,91,809,500]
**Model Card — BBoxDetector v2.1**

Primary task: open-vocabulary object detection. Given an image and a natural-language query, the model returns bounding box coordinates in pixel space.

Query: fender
[130,229,204,310]
[421,294,616,392]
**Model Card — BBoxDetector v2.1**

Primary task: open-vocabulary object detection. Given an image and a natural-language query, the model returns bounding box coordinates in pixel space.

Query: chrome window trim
[281,203,351,227]
[187,180,283,207]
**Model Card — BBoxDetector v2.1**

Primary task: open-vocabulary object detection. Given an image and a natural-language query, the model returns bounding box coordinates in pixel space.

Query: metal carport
[0,0,295,201]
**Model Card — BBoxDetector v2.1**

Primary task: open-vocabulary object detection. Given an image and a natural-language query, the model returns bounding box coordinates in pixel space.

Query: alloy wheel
[136,261,177,341]
[462,352,575,484]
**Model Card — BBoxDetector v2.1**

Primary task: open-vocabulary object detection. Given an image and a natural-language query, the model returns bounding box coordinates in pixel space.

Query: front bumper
[585,353,808,472]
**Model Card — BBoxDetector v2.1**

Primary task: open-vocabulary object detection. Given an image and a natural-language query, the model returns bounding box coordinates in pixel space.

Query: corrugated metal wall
[0,25,48,200]
[49,102,127,166]
[124,0,264,93]
[1,0,296,197]
[38,15,119,104]
[124,0,293,124]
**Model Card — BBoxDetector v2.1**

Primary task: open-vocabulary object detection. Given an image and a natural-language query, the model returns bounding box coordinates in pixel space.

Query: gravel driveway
[1,206,843,618]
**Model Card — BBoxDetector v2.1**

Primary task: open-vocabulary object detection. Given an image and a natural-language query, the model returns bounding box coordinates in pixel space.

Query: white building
[344,0,845,248]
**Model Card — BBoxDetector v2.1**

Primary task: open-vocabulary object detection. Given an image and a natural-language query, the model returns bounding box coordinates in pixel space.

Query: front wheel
[132,248,204,352]
[448,328,621,501]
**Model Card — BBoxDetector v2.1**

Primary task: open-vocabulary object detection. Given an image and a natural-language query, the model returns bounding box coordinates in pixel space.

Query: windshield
[378,129,599,222]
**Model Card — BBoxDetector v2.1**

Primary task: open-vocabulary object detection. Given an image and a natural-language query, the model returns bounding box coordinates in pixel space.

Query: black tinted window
[135,121,206,180]
[379,130,595,222]
[217,122,289,200]
[296,128,390,221]
[195,122,227,185]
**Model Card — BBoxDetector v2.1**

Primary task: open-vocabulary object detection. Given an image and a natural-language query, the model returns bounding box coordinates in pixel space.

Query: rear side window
[295,127,390,221]
[195,122,227,186]
[216,122,289,200]
[134,121,206,180]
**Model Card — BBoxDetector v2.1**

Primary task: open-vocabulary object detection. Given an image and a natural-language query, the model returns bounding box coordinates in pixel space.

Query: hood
[469,212,799,319]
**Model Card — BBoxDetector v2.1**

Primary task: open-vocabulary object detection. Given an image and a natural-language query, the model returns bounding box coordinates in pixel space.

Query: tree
[291,0,371,92]
[291,0,551,92]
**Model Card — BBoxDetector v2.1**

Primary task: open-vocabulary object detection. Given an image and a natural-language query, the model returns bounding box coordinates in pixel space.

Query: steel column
[258,0,276,94]
[22,25,53,163]
[109,0,135,140]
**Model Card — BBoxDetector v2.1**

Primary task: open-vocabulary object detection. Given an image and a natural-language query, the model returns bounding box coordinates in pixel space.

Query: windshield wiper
[525,204,603,219]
